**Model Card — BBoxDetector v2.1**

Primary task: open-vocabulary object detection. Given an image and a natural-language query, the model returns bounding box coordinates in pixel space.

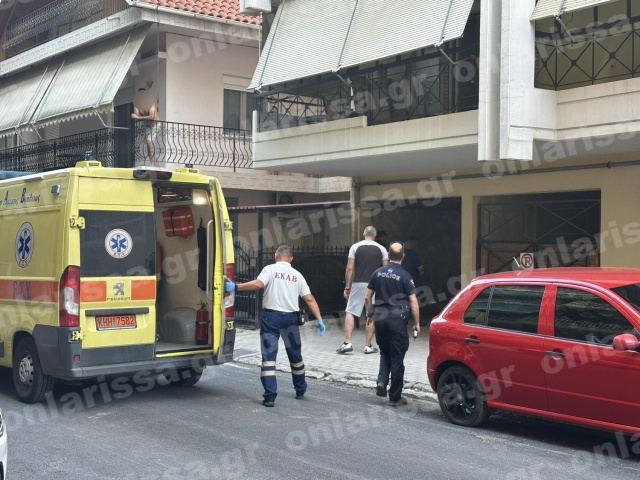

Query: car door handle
[464,337,480,344]
[545,350,565,357]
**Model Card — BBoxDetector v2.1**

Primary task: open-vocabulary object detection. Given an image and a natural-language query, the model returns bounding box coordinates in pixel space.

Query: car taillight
[60,265,80,327]
[224,263,235,318]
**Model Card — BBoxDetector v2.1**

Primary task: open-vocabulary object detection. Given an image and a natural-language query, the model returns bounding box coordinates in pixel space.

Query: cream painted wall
[226,188,350,250]
[164,33,259,126]
[360,162,640,287]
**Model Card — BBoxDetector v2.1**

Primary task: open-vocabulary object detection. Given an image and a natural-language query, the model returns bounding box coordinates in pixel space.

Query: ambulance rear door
[76,176,157,367]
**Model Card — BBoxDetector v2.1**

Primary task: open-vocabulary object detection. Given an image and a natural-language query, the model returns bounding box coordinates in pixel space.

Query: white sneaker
[336,342,353,354]
[364,345,379,354]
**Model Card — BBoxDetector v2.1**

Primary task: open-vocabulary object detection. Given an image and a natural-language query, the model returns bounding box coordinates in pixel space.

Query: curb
[233,352,438,403]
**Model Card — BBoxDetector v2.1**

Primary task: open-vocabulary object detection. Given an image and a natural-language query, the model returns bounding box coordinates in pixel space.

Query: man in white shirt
[337,226,388,354]
[229,244,325,407]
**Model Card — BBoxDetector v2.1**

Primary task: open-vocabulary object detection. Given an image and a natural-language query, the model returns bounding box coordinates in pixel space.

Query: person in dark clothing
[401,238,424,284]
[365,241,420,406]
[374,230,388,250]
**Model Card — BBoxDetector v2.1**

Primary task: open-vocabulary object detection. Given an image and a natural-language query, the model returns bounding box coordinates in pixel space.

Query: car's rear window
[611,283,640,312]
[80,210,156,277]
[464,285,544,334]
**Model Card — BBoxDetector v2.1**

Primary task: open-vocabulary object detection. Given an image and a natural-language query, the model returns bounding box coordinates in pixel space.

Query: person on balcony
[131,88,159,165]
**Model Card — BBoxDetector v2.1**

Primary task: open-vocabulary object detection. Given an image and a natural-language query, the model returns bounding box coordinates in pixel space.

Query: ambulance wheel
[13,337,55,403]
[166,367,203,387]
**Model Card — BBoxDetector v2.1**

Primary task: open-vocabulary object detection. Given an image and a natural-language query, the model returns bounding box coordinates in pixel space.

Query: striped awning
[0,24,149,137]
[249,0,474,90]
[531,0,620,21]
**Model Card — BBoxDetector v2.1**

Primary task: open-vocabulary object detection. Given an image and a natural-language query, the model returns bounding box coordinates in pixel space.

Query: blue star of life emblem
[105,228,133,259]
[15,222,34,268]
[111,234,128,253]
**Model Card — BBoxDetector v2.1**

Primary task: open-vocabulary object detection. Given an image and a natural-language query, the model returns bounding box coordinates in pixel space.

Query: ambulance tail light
[224,263,235,318]
[60,266,80,327]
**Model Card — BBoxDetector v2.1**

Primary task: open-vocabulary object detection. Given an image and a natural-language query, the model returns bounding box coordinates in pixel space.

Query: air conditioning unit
[239,0,271,15]
[273,193,298,219]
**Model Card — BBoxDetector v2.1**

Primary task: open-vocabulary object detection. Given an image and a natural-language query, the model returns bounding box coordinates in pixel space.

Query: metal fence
[234,243,349,329]
[0,121,252,172]
[256,20,480,133]
[535,9,640,90]
[4,0,105,57]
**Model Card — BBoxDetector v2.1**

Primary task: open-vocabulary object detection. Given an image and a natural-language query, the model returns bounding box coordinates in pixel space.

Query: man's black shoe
[389,398,408,407]
[376,383,387,397]
[295,391,305,400]
[262,396,275,407]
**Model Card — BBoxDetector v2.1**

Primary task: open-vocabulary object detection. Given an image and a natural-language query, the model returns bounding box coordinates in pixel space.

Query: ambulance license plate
[95,315,137,330]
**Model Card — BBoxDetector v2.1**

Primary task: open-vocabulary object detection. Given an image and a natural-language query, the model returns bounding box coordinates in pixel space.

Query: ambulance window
[79,210,156,277]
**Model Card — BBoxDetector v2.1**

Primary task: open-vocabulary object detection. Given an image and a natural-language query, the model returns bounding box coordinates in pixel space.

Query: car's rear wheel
[13,337,55,403]
[437,365,488,427]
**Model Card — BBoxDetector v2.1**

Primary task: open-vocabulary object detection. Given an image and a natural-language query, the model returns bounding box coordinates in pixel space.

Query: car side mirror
[612,333,640,351]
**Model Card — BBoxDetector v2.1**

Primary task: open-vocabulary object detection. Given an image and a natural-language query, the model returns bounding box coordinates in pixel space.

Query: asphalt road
[0,363,638,480]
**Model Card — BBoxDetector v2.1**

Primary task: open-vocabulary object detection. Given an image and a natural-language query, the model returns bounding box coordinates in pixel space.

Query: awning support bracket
[435,0,473,66]
[335,0,359,72]
[554,0,575,43]
[93,109,130,131]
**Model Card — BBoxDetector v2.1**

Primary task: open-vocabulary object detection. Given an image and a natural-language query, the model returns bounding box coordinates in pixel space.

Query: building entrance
[477,191,601,273]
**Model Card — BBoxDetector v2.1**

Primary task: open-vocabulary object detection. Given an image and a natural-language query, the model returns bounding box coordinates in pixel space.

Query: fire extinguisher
[195,302,210,345]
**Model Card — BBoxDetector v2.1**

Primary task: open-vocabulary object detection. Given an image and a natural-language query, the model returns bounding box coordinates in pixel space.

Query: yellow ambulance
[0,160,236,403]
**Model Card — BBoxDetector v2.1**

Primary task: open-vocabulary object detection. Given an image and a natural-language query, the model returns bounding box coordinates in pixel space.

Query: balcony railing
[535,8,640,90]
[0,121,252,172]
[3,0,124,58]
[256,44,480,133]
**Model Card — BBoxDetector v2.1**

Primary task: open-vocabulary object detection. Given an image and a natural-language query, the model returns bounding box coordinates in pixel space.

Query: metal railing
[234,243,350,329]
[4,0,106,57]
[256,43,480,132]
[535,8,640,90]
[0,121,252,172]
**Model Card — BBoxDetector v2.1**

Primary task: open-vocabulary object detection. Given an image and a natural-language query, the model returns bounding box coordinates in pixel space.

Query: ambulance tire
[166,367,203,387]
[13,337,55,404]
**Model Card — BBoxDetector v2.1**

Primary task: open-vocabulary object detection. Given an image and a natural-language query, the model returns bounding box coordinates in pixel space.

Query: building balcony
[2,0,128,59]
[251,44,480,177]
[0,121,252,172]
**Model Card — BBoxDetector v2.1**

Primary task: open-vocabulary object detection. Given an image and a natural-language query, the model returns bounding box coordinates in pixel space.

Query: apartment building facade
[0,0,351,249]
[248,0,640,303]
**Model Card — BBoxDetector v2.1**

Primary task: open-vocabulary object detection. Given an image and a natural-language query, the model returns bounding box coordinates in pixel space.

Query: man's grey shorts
[345,282,368,317]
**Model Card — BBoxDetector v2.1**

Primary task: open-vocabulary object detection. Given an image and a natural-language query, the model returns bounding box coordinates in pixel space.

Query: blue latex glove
[315,319,326,336]
[224,278,236,292]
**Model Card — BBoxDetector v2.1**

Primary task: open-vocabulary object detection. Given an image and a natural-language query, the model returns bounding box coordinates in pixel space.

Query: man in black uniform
[364,241,420,406]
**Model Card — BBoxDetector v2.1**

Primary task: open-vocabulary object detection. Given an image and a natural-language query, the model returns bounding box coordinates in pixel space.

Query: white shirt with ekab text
[258,261,311,312]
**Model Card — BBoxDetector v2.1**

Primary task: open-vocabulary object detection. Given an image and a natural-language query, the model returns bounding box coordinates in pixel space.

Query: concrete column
[460,189,476,288]
[477,0,501,162]
[499,0,537,161]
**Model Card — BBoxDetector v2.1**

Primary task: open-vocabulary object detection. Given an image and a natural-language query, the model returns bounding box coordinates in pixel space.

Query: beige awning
[531,0,620,21]
[249,0,474,90]
[0,24,149,136]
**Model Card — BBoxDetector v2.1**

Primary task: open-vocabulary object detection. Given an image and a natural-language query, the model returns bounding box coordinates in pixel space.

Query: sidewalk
[232,316,437,401]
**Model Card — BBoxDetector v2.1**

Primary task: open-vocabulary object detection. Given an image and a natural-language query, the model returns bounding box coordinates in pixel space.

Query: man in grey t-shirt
[337,226,388,354]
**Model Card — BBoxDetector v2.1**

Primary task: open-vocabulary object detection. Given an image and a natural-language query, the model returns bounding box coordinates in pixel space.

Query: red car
[427,267,640,435]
